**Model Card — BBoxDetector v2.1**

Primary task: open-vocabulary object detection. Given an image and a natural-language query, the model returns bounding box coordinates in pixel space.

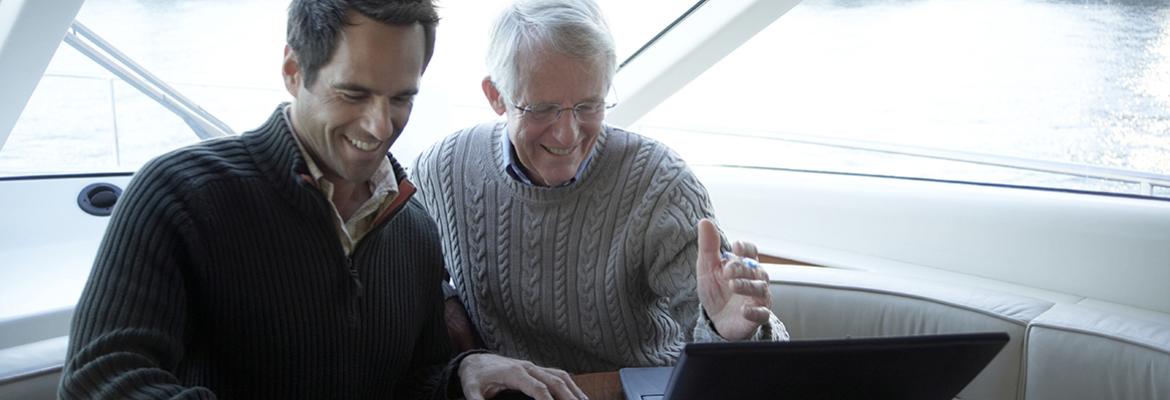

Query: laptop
[620,332,1009,400]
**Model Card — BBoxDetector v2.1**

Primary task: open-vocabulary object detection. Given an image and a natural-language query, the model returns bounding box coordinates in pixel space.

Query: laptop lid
[619,366,673,400]
[623,332,1009,400]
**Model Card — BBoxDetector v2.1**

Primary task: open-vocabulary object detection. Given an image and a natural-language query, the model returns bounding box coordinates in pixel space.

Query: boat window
[0,0,699,177]
[0,0,290,177]
[396,0,701,164]
[635,0,1170,198]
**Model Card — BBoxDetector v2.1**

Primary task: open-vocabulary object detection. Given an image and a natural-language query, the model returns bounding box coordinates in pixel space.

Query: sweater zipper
[339,177,413,326]
[347,255,363,325]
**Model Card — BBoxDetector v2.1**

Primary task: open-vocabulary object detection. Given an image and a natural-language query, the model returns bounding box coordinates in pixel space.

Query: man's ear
[282,45,301,97]
[482,77,507,116]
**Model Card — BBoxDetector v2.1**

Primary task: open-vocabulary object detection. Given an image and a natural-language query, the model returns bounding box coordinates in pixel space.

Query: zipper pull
[347,257,364,298]
[346,256,363,326]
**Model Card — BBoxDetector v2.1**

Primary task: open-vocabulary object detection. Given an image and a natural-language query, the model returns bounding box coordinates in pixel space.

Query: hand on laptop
[695,218,773,340]
[458,353,587,400]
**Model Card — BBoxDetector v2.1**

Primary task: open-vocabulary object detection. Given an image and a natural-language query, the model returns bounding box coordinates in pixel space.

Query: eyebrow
[332,82,419,97]
[526,96,606,107]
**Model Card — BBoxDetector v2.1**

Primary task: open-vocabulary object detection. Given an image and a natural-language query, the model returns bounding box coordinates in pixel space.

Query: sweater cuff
[444,349,492,400]
[693,305,790,342]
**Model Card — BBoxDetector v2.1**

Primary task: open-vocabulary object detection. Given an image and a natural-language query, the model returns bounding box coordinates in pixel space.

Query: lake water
[638,0,1170,194]
[2,0,1167,195]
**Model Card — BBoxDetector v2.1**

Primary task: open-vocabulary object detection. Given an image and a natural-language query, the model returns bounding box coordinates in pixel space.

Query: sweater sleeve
[395,266,463,400]
[693,306,791,342]
[60,158,216,399]
[642,160,789,344]
[642,161,716,343]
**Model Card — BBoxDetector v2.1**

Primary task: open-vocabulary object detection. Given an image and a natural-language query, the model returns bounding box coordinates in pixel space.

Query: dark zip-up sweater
[60,106,461,399]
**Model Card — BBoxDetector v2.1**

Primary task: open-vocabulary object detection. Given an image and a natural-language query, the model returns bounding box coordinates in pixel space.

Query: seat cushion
[1024,303,1170,400]
[765,264,1054,400]
[0,336,67,400]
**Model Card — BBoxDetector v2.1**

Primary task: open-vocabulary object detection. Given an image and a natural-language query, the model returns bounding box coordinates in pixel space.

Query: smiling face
[484,47,609,187]
[283,12,425,186]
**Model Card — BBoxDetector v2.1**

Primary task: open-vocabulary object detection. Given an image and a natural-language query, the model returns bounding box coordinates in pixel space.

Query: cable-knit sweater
[60,106,461,399]
[413,122,786,373]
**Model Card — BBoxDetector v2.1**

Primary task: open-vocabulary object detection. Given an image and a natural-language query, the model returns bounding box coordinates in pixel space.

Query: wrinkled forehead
[513,46,610,103]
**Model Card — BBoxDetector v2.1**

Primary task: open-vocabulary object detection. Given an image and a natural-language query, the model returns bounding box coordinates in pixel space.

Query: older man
[413,0,788,377]
[59,1,581,399]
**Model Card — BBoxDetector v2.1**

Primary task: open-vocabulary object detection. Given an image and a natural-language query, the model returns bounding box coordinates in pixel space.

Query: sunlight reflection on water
[636,0,1170,194]
[2,0,1167,196]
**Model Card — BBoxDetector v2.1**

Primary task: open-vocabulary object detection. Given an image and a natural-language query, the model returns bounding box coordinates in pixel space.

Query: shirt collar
[283,105,398,198]
[500,125,594,188]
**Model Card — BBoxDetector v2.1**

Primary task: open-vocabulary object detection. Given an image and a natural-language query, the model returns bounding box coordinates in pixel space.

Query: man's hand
[695,218,773,340]
[445,297,484,352]
[458,353,587,400]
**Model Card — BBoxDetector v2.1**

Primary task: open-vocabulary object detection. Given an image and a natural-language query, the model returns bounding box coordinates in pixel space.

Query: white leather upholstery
[0,336,67,400]
[766,264,1170,400]
[765,264,1053,400]
[1024,303,1170,400]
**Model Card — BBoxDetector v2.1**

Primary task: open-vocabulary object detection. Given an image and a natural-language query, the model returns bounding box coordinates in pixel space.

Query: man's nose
[362,100,395,140]
[549,109,579,144]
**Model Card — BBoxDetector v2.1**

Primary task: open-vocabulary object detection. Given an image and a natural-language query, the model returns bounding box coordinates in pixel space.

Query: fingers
[720,254,765,281]
[553,369,588,400]
[480,367,555,400]
[730,278,770,298]
[732,240,759,260]
[458,353,585,400]
[526,365,587,400]
[742,304,773,325]
[514,372,555,400]
[725,256,773,309]
[696,219,722,271]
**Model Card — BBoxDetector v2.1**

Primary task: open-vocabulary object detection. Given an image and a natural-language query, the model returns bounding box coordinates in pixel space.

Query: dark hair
[287,0,439,88]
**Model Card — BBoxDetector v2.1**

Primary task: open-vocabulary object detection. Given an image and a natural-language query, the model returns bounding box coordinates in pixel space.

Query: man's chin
[535,172,575,187]
[329,164,379,185]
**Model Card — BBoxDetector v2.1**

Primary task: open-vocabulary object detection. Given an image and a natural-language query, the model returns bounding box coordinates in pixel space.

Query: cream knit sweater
[413,122,786,373]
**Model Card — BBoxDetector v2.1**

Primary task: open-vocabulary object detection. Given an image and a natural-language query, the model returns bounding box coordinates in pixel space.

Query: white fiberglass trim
[607,0,802,127]
[0,0,85,150]
[675,127,1170,197]
[695,165,1170,314]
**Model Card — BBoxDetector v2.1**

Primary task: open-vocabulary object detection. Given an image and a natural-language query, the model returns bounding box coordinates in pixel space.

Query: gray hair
[485,0,617,101]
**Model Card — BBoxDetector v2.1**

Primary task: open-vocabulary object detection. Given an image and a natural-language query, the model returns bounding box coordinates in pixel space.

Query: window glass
[0,0,288,176]
[635,0,1170,198]
[0,0,698,176]
[399,0,699,164]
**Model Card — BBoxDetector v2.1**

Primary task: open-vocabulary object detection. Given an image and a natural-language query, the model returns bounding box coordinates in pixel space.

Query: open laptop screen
[623,332,1009,400]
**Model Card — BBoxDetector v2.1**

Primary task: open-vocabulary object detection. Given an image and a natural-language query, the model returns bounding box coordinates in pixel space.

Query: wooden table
[572,371,622,400]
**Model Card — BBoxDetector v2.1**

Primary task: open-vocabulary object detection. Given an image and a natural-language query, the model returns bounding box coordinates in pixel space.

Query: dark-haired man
[59,1,583,399]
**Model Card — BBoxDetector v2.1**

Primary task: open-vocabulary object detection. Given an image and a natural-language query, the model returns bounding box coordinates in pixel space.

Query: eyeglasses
[509,100,617,124]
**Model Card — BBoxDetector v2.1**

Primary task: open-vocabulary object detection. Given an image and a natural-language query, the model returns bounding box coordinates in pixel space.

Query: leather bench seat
[765,264,1170,400]
[1024,302,1170,400]
[0,336,68,400]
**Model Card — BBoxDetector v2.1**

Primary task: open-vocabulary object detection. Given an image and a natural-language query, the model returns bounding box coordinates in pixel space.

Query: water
[2,0,1168,196]
[0,0,688,175]
[638,0,1170,194]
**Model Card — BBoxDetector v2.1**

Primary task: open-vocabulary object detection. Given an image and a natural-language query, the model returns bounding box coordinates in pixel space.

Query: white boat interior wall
[0,175,134,399]
[696,166,1169,399]
[697,166,1170,314]
[3,167,1168,399]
